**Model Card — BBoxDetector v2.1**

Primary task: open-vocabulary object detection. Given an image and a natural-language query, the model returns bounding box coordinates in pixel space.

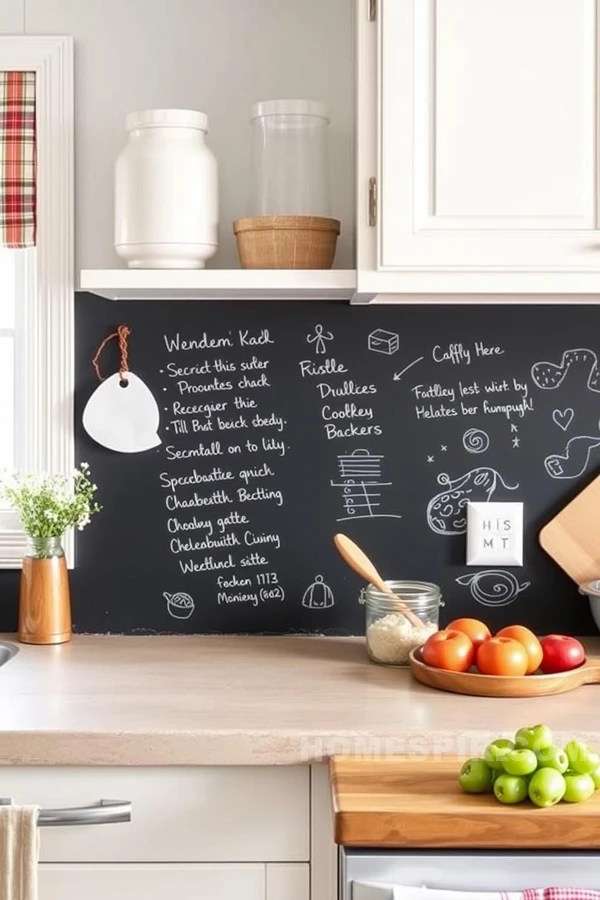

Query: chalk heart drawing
[552,408,575,432]
[302,575,335,609]
[164,591,195,620]
[456,571,530,608]
[545,431,600,480]
[531,348,600,393]
[462,428,490,455]
[426,468,518,536]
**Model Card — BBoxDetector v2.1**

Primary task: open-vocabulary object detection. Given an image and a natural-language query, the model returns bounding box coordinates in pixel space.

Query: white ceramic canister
[115,109,218,268]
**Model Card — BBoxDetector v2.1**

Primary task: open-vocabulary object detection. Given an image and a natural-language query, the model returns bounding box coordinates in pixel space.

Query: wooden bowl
[233,215,340,269]
[409,647,600,697]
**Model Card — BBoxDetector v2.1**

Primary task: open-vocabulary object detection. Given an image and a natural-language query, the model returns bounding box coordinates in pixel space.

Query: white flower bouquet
[0,463,101,554]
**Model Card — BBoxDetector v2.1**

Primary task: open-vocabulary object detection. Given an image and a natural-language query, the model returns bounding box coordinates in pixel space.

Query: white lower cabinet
[39,863,310,900]
[39,863,266,900]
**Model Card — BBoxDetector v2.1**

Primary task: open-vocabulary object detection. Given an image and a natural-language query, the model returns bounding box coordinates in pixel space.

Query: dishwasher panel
[342,850,600,900]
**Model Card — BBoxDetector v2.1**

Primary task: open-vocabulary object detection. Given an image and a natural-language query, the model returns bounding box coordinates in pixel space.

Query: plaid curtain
[0,72,36,248]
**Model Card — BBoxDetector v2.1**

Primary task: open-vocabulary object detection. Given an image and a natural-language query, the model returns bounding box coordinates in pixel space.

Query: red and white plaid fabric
[0,71,36,248]
[524,890,600,900]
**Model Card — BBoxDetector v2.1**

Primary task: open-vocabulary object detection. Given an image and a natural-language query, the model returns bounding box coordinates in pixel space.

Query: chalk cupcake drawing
[426,468,518,536]
[455,570,530,607]
[164,591,195,620]
[531,348,600,393]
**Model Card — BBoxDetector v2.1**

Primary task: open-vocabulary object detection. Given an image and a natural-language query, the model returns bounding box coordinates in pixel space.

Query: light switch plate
[466,502,523,566]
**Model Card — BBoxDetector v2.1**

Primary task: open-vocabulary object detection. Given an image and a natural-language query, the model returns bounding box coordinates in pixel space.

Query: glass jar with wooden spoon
[360,581,442,666]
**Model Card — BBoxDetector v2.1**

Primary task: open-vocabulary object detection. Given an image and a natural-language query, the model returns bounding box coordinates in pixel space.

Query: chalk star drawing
[440,445,448,452]
[331,449,401,521]
[512,437,520,449]
[427,455,435,463]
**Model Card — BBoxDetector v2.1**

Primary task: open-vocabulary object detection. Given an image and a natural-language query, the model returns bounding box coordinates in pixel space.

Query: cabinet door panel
[39,863,264,900]
[378,0,600,276]
[266,863,310,900]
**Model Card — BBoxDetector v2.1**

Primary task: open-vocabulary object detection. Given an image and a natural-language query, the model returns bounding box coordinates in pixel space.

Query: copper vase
[19,536,72,644]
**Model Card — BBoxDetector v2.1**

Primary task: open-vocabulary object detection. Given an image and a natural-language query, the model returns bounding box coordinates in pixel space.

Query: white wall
[1,0,354,271]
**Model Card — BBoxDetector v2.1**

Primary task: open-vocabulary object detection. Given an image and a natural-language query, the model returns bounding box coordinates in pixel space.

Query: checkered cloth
[0,71,36,248]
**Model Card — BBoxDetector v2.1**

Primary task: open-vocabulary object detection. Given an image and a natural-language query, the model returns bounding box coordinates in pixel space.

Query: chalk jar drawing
[426,468,518,536]
[552,408,574,432]
[164,591,195,620]
[306,324,334,355]
[302,575,335,609]
[455,570,530,607]
[462,428,490,454]
[531,348,600,393]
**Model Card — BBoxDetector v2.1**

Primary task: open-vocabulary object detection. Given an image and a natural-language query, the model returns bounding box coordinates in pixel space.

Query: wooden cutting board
[539,473,600,584]
[330,756,600,849]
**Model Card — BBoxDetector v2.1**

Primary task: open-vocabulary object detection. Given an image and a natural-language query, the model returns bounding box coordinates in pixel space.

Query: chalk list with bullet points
[75,299,600,636]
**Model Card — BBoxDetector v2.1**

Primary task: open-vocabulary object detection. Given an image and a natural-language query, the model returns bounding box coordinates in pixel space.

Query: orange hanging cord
[92,324,132,383]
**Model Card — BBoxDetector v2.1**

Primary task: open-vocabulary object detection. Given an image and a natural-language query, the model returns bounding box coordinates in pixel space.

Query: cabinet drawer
[2,767,309,862]
[39,863,265,900]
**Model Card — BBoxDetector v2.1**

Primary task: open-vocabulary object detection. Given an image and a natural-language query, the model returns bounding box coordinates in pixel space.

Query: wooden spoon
[333,533,425,628]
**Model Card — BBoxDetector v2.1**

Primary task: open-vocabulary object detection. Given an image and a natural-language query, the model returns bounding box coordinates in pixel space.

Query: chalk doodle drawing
[164,591,195,620]
[302,575,335,609]
[531,349,600,393]
[552,408,574,432]
[462,428,490,455]
[306,324,334,355]
[331,449,402,521]
[368,328,400,355]
[393,357,424,381]
[545,430,600,480]
[455,571,530,608]
[426,468,518,536]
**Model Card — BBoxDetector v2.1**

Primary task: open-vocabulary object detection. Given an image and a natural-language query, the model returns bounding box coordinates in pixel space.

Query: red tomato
[446,617,491,651]
[539,635,585,674]
[496,625,543,675]
[422,629,474,672]
[476,637,528,676]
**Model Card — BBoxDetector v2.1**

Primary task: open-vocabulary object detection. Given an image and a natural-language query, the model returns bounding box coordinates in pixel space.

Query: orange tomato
[422,629,475,672]
[495,625,543,675]
[446,617,491,651]
[476,637,528,676]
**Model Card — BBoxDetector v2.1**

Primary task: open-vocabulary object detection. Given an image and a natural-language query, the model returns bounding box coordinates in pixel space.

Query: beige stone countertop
[0,634,599,766]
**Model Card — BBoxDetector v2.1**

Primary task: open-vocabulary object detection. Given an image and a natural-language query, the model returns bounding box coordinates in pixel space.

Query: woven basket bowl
[233,215,340,269]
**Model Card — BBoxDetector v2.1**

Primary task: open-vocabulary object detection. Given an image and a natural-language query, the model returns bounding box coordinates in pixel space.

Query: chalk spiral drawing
[426,468,518,536]
[455,571,530,607]
[164,591,195,620]
[462,428,490,454]
[531,348,600,393]
[306,324,334,355]
[302,575,335,609]
[544,430,600,480]
[552,408,574,432]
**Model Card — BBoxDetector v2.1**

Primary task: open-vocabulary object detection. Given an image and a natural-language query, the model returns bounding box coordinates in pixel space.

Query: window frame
[0,36,74,567]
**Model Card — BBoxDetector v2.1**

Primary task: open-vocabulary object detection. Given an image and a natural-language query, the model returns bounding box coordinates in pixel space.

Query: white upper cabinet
[357,0,600,296]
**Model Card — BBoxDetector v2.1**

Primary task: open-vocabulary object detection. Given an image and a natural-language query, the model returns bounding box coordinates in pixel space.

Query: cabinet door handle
[0,798,131,827]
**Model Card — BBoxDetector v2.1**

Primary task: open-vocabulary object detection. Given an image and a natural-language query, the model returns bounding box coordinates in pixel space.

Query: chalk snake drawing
[531,349,600,393]
[426,467,518,536]
[456,570,530,607]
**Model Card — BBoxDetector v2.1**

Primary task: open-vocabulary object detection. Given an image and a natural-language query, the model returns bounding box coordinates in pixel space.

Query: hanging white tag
[83,371,161,453]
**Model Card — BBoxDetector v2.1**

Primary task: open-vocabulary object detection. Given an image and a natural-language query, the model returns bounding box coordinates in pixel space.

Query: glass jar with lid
[360,581,443,666]
[249,99,331,216]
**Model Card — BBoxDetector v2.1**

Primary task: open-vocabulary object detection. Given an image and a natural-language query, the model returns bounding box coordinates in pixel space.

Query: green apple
[563,772,595,803]
[536,746,569,774]
[484,738,515,770]
[494,773,528,804]
[515,724,553,753]
[528,768,566,807]
[564,740,600,775]
[459,758,493,794]
[591,765,600,790]
[502,748,538,776]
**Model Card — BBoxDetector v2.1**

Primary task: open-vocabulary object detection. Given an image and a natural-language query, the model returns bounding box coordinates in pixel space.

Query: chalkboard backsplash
[0,298,598,637]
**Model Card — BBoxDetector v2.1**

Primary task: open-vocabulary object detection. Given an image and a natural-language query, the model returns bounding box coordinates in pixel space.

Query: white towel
[0,806,39,900]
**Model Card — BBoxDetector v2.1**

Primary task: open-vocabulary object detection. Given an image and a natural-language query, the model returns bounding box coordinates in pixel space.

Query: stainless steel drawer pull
[0,798,131,827]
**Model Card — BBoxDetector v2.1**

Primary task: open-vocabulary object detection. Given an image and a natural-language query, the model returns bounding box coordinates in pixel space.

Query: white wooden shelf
[79,268,357,301]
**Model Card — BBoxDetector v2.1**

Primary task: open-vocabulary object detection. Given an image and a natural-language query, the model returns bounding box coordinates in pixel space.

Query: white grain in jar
[360,580,442,666]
